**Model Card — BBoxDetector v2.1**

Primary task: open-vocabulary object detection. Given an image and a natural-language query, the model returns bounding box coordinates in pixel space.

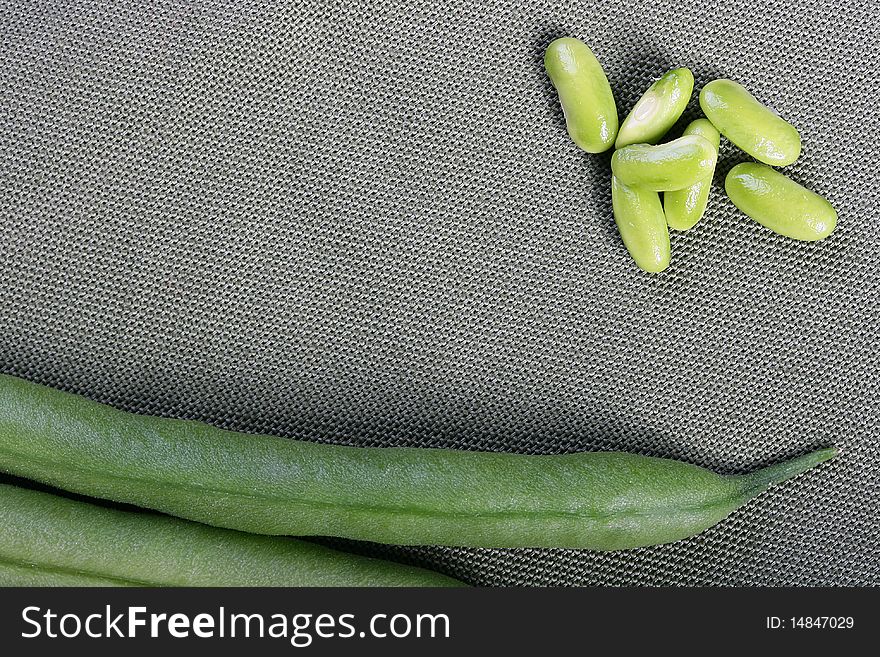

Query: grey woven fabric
[0,0,877,586]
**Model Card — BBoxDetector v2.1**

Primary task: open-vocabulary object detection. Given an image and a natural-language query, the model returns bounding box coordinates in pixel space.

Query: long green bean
[0,374,835,550]
[0,482,461,587]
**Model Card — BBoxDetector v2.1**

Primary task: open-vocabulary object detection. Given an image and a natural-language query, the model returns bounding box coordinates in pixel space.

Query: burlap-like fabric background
[0,1,877,585]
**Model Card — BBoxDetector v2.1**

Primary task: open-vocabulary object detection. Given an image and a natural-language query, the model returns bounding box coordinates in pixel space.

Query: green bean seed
[700,79,801,166]
[725,163,837,241]
[544,37,618,153]
[0,374,836,550]
[611,176,671,273]
[616,67,694,148]
[0,483,461,587]
[611,135,717,191]
[664,119,721,230]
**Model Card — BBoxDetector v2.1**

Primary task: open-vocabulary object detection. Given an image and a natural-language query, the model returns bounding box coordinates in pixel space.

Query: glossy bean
[664,119,721,230]
[0,374,836,550]
[700,79,801,166]
[616,67,694,148]
[611,135,717,191]
[611,175,671,273]
[544,37,618,153]
[0,483,461,587]
[725,163,837,241]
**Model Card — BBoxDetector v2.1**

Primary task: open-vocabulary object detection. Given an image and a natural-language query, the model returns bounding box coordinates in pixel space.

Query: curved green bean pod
[0,375,836,551]
[664,119,721,231]
[616,67,694,148]
[725,163,837,241]
[700,79,801,166]
[0,483,462,587]
[611,175,671,273]
[611,135,717,191]
[544,37,618,153]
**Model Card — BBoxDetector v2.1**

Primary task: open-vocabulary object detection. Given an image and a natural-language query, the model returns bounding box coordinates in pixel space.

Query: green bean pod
[611,175,671,273]
[0,375,836,551]
[0,483,461,587]
[700,79,801,166]
[725,163,837,241]
[544,37,618,153]
[611,135,717,191]
[664,119,721,231]
[616,67,694,148]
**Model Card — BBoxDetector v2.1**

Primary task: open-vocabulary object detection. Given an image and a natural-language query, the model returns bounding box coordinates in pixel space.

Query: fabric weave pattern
[0,0,876,585]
